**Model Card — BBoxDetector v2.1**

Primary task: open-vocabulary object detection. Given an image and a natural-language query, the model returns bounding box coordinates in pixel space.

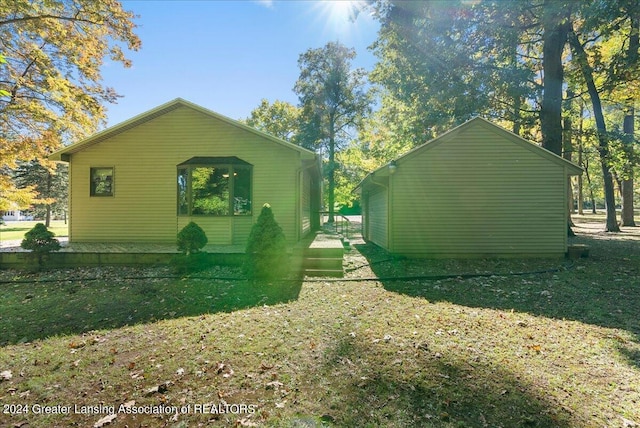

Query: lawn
[0,220,68,242]
[0,215,639,427]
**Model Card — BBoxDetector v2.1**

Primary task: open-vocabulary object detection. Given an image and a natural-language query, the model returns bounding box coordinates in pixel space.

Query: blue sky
[101,0,380,127]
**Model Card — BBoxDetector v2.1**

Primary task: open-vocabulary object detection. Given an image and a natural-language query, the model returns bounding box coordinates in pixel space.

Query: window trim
[90,167,115,197]
[177,159,252,217]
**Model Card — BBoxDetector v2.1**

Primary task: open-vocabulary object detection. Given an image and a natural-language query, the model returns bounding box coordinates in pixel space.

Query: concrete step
[304,268,344,278]
[303,257,343,270]
[300,231,345,277]
[304,247,344,258]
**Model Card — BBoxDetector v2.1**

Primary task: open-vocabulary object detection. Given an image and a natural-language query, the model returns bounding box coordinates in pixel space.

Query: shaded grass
[0,217,639,427]
[356,243,640,337]
[0,266,301,346]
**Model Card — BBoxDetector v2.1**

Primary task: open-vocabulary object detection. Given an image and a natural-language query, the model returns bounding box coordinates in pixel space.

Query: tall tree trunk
[513,96,522,136]
[540,7,574,235]
[540,7,571,156]
[568,29,620,232]
[582,157,597,214]
[328,116,336,223]
[621,13,638,226]
[577,134,584,215]
[563,115,576,233]
[621,110,636,226]
[563,93,576,233]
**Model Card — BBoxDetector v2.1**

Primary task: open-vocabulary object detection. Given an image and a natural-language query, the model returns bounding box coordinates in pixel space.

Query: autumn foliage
[0,1,140,211]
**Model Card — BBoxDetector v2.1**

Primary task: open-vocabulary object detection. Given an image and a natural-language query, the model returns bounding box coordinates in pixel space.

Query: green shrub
[177,221,208,255]
[244,203,289,279]
[20,223,61,268]
[172,222,209,273]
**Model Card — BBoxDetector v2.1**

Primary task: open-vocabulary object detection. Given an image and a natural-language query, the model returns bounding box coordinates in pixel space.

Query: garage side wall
[365,186,389,249]
[390,126,567,257]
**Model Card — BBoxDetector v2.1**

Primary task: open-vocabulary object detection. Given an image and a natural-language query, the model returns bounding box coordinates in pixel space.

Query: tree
[370,0,640,232]
[294,41,371,222]
[370,1,539,138]
[565,0,640,231]
[539,1,573,156]
[334,100,415,208]
[0,0,140,212]
[13,159,68,226]
[618,8,639,227]
[245,99,301,142]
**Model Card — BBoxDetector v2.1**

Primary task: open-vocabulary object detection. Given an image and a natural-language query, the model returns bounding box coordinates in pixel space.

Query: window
[177,157,252,216]
[90,167,114,196]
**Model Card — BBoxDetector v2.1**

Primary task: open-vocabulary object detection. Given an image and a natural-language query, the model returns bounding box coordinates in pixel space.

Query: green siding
[68,106,308,245]
[368,187,388,249]
[358,118,581,257]
[389,125,567,256]
[302,171,311,236]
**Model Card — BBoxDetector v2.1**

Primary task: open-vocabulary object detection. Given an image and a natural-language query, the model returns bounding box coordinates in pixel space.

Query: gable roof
[356,116,583,191]
[49,98,316,161]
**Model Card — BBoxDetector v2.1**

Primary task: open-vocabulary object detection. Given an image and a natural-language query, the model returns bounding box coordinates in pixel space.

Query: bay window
[177,157,252,216]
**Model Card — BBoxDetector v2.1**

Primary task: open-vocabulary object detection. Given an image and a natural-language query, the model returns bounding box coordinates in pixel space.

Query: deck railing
[318,211,351,242]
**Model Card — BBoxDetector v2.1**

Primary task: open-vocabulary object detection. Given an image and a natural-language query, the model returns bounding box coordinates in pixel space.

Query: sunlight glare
[314,0,369,36]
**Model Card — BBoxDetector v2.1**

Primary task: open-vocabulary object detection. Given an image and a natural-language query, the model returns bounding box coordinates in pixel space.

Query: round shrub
[20,223,61,267]
[177,221,208,255]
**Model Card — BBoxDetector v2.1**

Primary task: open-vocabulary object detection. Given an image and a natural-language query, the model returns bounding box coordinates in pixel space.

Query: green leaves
[176,222,208,256]
[20,222,61,268]
[245,99,301,142]
[294,41,371,218]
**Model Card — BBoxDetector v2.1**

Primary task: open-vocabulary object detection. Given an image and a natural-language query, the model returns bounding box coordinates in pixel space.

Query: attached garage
[356,117,583,258]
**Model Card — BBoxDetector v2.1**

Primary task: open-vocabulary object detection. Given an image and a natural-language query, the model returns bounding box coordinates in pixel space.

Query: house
[1,209,33,222]
[356,117,583,257]
[50,98,321,246]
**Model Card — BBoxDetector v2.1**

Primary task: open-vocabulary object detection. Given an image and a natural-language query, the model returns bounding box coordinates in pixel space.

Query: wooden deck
[0,238,244,254]
[0,231,345,276]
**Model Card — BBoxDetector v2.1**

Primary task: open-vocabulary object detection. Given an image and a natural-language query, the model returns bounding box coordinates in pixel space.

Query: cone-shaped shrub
[244,203,289,279]
[177,221,208,255]
[20,223,61,267]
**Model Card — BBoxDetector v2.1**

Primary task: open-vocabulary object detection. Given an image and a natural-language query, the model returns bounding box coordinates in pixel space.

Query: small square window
[90,167,114,197]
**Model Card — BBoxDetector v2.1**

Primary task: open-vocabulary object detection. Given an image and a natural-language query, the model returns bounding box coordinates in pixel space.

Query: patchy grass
[0,220,68,242]
[0,215,639,427]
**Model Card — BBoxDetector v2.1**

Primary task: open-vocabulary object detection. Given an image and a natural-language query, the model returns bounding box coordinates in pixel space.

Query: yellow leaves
[527,344,542,354]
[68,341,86,349]
[0,180,37,211]
[0,0,140,202]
